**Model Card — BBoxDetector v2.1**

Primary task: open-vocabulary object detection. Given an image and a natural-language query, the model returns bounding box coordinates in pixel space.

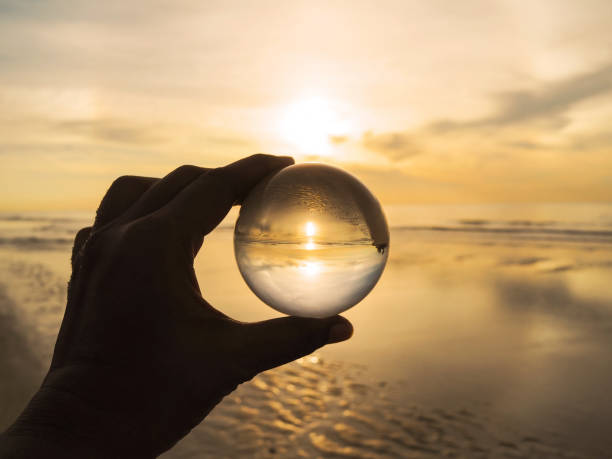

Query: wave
[2,209,611,247]
[392,225,612,242]
[0,215,76,223]
[0,237,74,248]
[458,219,557,227]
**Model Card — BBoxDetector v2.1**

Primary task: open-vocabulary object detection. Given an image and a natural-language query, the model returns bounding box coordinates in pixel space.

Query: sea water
[235,240,387,317]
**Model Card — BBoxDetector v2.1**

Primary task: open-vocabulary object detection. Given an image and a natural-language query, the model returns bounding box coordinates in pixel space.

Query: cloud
[0,116,256,155]
[56,119,254,148]
[329,134,348,145]
[362,131,420,161]
[363,61,612,161]
[56,119,166,145]
[565,129,612,152]
[433,61,612,131]
[344,163,464,204]
[498,257,548,267]
[485,63,612,125]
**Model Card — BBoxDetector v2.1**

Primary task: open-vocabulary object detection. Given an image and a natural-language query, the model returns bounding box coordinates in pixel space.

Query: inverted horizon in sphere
[234,163,389,318]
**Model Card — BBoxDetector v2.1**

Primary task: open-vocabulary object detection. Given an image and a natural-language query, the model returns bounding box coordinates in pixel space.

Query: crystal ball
[234,163,389,318]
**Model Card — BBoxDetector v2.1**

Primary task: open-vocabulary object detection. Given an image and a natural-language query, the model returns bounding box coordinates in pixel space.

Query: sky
[1,0,611,210]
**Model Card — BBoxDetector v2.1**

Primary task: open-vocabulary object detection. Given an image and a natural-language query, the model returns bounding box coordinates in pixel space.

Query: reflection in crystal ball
[234,163,389,318]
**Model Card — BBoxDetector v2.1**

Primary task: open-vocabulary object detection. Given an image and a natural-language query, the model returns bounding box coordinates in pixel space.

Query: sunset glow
[278,96,350,156]
[0,1,611,210]
[1,4,612,457]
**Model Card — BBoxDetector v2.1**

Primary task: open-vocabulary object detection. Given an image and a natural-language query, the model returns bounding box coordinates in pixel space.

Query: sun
[305,221,317,237]
[278,96,349,156]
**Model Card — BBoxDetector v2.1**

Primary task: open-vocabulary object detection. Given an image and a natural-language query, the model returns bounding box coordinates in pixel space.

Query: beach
[1,203,611,458]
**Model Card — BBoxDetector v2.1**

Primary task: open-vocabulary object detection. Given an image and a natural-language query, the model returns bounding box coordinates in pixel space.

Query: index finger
[161,154,294,238]
[211,154,295,205]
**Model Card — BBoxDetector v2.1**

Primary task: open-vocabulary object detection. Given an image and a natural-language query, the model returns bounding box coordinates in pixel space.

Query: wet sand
[1,205,611,458]
[164,356,594,458]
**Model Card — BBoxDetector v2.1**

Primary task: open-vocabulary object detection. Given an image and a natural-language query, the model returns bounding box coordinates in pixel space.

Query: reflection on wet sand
[166,357,586,459]
[0,285,44,429]
[1,205,611,458]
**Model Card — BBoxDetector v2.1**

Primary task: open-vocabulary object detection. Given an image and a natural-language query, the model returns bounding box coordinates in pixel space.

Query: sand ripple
[164,357,589,459]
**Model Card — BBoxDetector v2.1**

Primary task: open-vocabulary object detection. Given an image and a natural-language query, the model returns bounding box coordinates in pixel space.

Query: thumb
[239,316,353,374]
[71,226,92,268]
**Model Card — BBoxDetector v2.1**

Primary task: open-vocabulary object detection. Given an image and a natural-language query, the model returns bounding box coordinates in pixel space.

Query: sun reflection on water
[300,261,322,277]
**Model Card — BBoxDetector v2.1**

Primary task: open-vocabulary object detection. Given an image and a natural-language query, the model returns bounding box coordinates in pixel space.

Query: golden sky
[1,0,611,210]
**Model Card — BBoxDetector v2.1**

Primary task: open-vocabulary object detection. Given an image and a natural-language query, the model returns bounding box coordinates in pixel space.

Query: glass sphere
[234,163,389,318]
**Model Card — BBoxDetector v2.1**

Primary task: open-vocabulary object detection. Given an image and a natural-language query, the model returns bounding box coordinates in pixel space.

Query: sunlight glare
[278,96,349,155]
[305,221,317,237]
[299,261,321,277]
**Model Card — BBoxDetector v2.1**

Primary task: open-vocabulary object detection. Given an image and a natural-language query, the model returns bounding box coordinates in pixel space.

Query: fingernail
[278,155,295,165]
[327,321,353,344]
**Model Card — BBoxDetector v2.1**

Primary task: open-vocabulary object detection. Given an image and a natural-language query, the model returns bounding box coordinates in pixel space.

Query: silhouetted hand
[0,154,353,458]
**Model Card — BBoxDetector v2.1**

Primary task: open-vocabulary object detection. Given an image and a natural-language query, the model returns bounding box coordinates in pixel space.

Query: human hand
[1,154,353,458]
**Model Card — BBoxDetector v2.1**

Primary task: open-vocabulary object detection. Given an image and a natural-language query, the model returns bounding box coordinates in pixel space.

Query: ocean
[1,203,611,458]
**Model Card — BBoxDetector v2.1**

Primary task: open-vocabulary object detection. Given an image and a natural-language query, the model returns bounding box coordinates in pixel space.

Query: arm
[0,154,352,458]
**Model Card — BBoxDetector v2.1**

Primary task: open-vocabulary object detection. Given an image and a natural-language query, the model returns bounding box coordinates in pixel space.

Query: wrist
[2,371,155,459]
